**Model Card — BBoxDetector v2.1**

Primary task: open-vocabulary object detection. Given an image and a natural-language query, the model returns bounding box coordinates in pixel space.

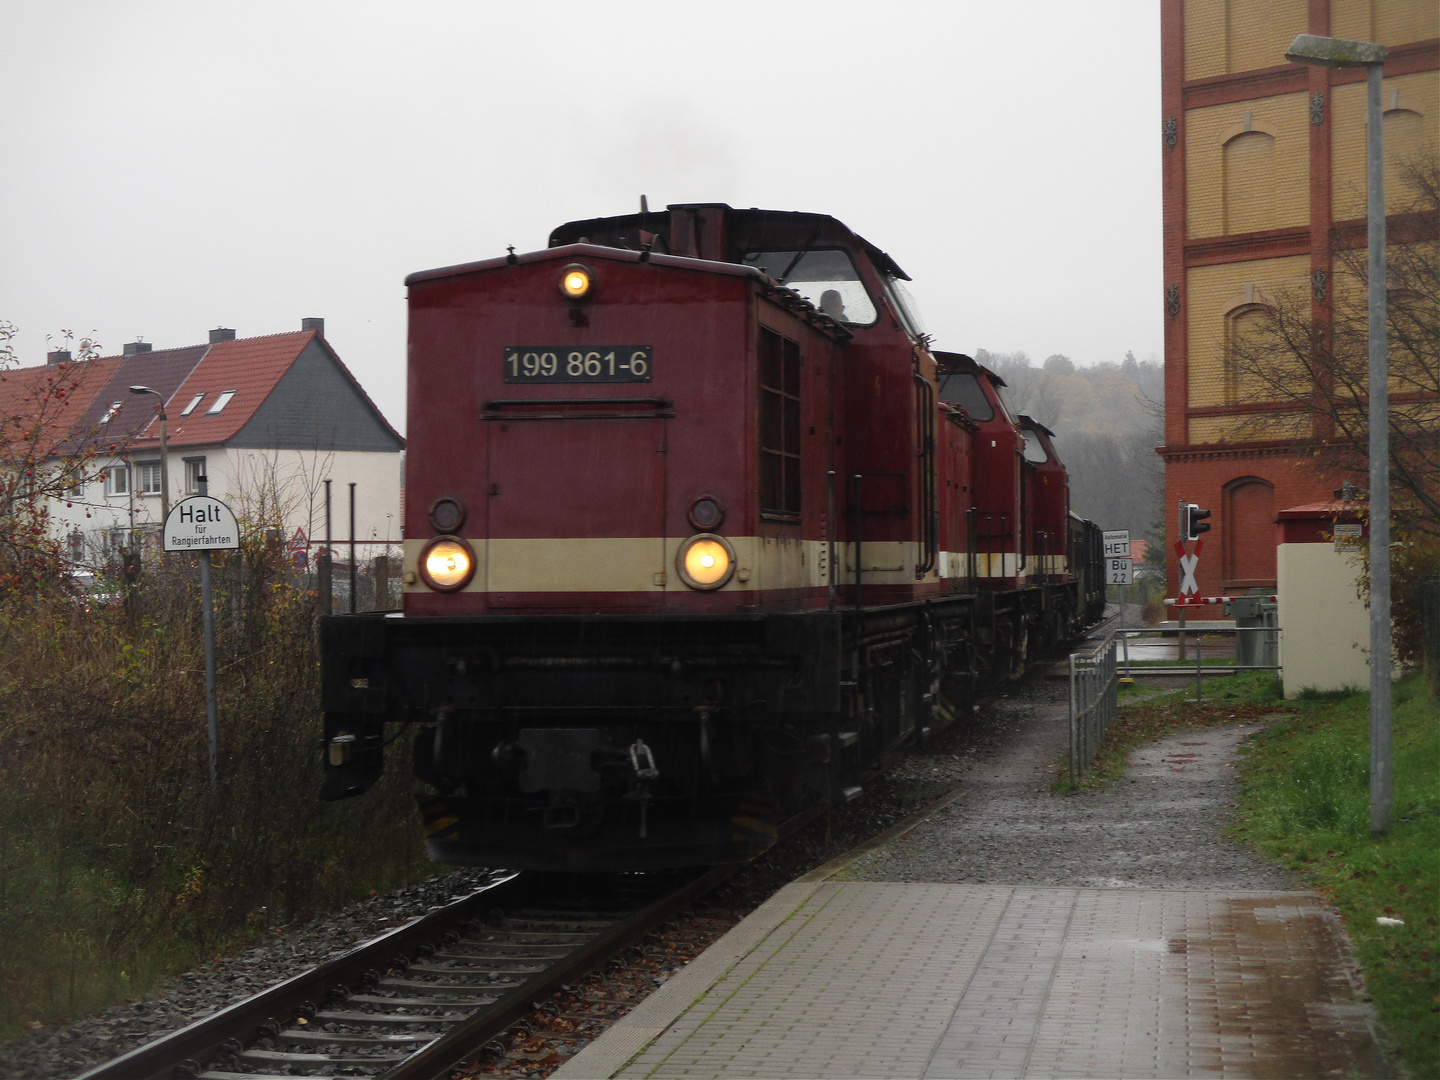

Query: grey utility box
[1224,589,1278,670]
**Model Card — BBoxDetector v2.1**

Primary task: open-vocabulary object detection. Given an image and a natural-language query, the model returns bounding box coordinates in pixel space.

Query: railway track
[77,865,733,1080]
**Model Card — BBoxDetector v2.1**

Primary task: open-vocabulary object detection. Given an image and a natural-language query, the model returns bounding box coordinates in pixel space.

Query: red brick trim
[1183,227,1311,265]
[1158,441,1304,462]
[1183,65,1308,109]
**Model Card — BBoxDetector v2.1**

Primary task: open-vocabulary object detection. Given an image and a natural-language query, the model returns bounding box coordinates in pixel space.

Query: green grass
[1235,675,1439,1078]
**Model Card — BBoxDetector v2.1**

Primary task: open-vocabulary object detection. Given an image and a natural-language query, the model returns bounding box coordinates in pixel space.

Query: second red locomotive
[321,204,1105,869]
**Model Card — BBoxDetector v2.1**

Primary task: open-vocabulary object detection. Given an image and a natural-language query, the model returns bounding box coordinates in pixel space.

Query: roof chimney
[122,341,152,356]
[301,317,325,335]
[47,349,72,366]
[209,327,236,343]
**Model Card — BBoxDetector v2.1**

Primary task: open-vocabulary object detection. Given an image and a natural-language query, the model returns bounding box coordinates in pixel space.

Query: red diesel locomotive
[321,204,1106,870]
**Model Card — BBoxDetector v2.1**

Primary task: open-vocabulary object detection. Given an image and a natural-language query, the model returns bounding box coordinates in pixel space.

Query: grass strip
[1235,675,1439,1078]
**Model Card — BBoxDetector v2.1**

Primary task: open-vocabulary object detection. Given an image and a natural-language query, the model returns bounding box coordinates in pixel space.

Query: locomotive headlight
[559,263,593,300]
[419,535,475,592]
[676,533,735,591]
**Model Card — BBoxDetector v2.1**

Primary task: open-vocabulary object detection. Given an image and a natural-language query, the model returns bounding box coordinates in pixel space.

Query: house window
[136,461,163,494]
[180,393,206,417]
[206,391,236,415]
[106,465,129,496]
[758,327,802,518]
[184,457,207,494]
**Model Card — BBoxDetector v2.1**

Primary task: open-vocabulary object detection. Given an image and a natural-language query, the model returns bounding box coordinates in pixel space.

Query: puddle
[1165,896,1387,1078]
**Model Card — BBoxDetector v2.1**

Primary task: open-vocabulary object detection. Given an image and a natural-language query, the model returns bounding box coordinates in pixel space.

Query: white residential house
[33,321,404,566]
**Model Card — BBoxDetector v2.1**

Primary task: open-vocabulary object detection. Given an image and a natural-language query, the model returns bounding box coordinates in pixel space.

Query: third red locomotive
[320,203,1106,870]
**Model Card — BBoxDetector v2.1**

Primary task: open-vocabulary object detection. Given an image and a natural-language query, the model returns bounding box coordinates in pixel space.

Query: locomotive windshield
[881,274,928,339]
[1021,430,1050,463]
[741,248,877,325]
[937,371,994,421]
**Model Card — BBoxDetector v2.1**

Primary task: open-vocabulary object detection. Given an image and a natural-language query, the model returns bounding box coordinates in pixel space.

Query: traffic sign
[288,526,308,552]
[1102,529,1130,559]
[162,496,240,552]
[1107,557,1133,585]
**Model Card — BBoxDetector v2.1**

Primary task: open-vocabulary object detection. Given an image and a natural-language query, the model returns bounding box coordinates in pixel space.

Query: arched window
[1223,131,1276,234]
[1223,303,1269,405]
[1222,477,1276,590]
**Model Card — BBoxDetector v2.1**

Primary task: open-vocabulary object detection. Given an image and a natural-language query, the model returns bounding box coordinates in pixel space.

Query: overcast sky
[2,1,1162,433]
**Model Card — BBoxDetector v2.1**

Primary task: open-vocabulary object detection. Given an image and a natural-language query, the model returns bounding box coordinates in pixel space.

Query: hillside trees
[976,347,1164,536]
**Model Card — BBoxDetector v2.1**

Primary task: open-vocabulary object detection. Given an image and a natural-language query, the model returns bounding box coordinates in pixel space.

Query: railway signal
[1184,503,1212,541]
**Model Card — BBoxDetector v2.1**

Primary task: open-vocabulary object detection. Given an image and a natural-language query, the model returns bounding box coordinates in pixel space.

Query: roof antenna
[506,245,517,265]
[640,194,649,214]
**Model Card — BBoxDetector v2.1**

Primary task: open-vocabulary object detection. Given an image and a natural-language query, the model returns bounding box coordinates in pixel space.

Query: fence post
[374,555,390,611]
[1068,653,1078,785]
[1422,577,1439,699]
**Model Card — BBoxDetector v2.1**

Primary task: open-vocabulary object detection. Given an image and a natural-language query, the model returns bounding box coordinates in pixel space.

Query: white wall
[1277,542,1370,697]
[48,446,403,563]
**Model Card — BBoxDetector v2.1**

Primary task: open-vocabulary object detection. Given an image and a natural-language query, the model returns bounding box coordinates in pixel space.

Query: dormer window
[180,393,206,417]
[207,391,236,415]
[101,401,123,424]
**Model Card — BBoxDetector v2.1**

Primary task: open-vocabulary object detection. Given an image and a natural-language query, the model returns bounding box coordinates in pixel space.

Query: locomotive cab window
[1021,430,1049,464]
[741,249,877,326]
[759,327,802,519]
[937,371,994,421]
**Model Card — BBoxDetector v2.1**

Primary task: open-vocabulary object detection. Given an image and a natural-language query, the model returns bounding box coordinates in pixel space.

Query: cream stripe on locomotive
[401,537,1013,594]
[402,537,1071,594]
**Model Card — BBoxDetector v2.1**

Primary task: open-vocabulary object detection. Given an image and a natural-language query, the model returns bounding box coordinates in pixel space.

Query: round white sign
[163,496,240,552]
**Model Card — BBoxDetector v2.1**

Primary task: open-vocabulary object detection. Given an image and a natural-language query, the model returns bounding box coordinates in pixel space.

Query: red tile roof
[0,358,125,458]
[136,331,315,449]
[6,328,401,459]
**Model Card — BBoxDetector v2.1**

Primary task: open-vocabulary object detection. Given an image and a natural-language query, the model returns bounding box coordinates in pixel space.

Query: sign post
[163,489,240,799]
[1103,531,1132,672]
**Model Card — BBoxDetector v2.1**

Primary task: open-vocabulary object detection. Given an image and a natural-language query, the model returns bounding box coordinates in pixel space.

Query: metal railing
[1068,630,1119,783]
[1068,625,1285,783]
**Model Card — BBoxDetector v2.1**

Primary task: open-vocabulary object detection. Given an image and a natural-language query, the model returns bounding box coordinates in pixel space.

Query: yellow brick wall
[1186,93,1309,237]
[1187,1,1434,81]
[1186,0,1227,80]
[1185,0,1308,80]
[1186,255,1310,412]
[1188,412,1310,444]
[1331,72,1440,220]
[1332,0,1440,46]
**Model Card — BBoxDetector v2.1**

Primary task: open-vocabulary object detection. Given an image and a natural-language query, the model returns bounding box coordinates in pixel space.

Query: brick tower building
[1159,0,1437,604]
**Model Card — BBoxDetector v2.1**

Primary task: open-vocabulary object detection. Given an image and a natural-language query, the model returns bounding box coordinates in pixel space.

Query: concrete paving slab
[554,882,1383,1079]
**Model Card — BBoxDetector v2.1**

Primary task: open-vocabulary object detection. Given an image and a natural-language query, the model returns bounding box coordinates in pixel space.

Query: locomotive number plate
[504,346,652,383]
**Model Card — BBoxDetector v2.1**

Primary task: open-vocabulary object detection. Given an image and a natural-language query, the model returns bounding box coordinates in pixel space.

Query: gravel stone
[0,869,499,1080]
[839,676,1298,889]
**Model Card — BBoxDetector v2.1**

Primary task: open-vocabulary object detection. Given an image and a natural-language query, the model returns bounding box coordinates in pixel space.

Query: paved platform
[554,879,1384,1079]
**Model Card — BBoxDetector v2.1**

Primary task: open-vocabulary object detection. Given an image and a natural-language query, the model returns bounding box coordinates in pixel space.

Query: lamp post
[1285,33,1391,834]
[128,385,170,527]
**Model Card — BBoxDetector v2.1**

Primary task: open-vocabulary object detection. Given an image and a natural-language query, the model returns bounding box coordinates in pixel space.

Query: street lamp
[1285,33,1392,834]
[128,385,171,527]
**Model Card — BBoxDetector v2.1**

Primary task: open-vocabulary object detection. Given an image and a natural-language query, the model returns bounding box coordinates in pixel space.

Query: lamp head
[1285,33,1386,67]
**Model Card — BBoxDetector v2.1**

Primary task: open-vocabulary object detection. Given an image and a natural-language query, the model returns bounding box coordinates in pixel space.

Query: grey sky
[2,1,1162,433]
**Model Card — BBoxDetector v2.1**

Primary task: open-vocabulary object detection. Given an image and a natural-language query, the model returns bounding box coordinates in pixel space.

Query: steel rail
[381,863,735,1080]
[74,873,523,1080]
